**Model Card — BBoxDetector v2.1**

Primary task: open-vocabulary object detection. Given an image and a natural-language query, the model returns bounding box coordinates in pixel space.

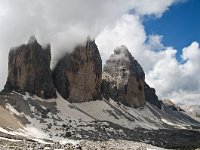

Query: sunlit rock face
[4,36,57,99]
[102,46,146,108]
[53,40,102,103]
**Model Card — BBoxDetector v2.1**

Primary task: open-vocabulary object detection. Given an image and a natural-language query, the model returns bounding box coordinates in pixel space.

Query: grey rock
[102,45,145,108]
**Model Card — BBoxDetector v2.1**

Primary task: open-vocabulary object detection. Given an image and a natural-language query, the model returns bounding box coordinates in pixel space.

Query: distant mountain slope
[178,104,200,118]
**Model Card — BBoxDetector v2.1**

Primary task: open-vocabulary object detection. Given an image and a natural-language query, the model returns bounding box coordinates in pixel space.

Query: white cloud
[146,35,165,51]
[0,0,178,90]
[96,14,146,64]
[1,0,198,106]
[146,42,200,105]
[96,13,200,106]
[128,0,175,17]
[96,14,170,72]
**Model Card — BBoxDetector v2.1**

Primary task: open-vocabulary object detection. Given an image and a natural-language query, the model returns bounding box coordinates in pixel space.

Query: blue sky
[144,0,200,61]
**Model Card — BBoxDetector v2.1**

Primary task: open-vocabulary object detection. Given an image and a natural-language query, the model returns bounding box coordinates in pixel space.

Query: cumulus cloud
[96,14,168,72]
[0,0,178,90]
[1,0,198,106]
[128,0,175,17]
[96,13,200,105]
[146,42,200,105]
[96,14,146,64]
[146,35,165,51]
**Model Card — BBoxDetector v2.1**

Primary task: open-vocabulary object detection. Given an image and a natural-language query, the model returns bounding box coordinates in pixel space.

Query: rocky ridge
[162,99,183,111]
[179,104,200,117]
[3,36,160,108]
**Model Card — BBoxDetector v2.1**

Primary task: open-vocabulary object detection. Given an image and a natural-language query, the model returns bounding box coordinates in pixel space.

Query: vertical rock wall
[4,36,56,99]
[53,40,102,103]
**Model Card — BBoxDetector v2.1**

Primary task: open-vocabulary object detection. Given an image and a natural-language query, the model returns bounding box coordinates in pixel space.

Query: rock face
[144,83,161,109]
[53,40,102,103]
[4,36,57,99]
[102,46,146,108]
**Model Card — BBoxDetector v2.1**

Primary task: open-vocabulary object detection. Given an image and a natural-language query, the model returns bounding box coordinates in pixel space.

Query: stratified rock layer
[102,46,146,108]
[4,36,56,99]
[53,40,102,103]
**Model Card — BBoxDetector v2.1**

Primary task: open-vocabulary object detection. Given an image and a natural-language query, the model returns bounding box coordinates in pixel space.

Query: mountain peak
[28,35,37,44]
[102,46,146,108]
[113,45,129,55]
[3,36,56,99]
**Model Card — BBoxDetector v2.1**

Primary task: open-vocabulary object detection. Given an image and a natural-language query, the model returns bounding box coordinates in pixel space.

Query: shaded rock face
[102,46,146,108]
[53,40,102,103]
[4,36,57,99]
[144,83,161,109]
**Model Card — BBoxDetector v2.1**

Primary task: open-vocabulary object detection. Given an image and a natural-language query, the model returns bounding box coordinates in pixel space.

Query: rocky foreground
[0,129,200,149]
[0,138,169,150]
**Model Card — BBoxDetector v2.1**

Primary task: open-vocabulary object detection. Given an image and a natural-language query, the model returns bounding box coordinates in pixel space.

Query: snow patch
[161,119,187,129]
[0,127,15,135]
[23,92,31,100]
[161,119,175,126]
[0,137,21,142]
[5,103,23,116]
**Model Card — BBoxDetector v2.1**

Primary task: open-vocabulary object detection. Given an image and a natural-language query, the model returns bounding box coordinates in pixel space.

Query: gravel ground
[0,138,168,150]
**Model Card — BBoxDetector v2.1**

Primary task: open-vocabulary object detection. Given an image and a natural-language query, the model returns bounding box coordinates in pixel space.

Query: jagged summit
[3,36,161,108]
[28,35,37,44]
[102,46,146,108]
[113,45,130,57]
[105,45,130,67]
[102,46,161,108]
[104,45,145,79]
[3,36,56,99]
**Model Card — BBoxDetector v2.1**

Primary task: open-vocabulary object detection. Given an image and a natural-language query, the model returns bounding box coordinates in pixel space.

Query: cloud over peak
[1,0,199,106]
[146,42,200,105]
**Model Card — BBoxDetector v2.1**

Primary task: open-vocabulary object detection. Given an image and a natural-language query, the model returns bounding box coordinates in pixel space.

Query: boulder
[4,36,56,99]
[53,39,102,103]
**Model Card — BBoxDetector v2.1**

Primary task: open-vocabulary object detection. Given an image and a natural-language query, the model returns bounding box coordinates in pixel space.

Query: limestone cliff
[102,46,146,108]
[53,40,102,103]
[4,36,56,99]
